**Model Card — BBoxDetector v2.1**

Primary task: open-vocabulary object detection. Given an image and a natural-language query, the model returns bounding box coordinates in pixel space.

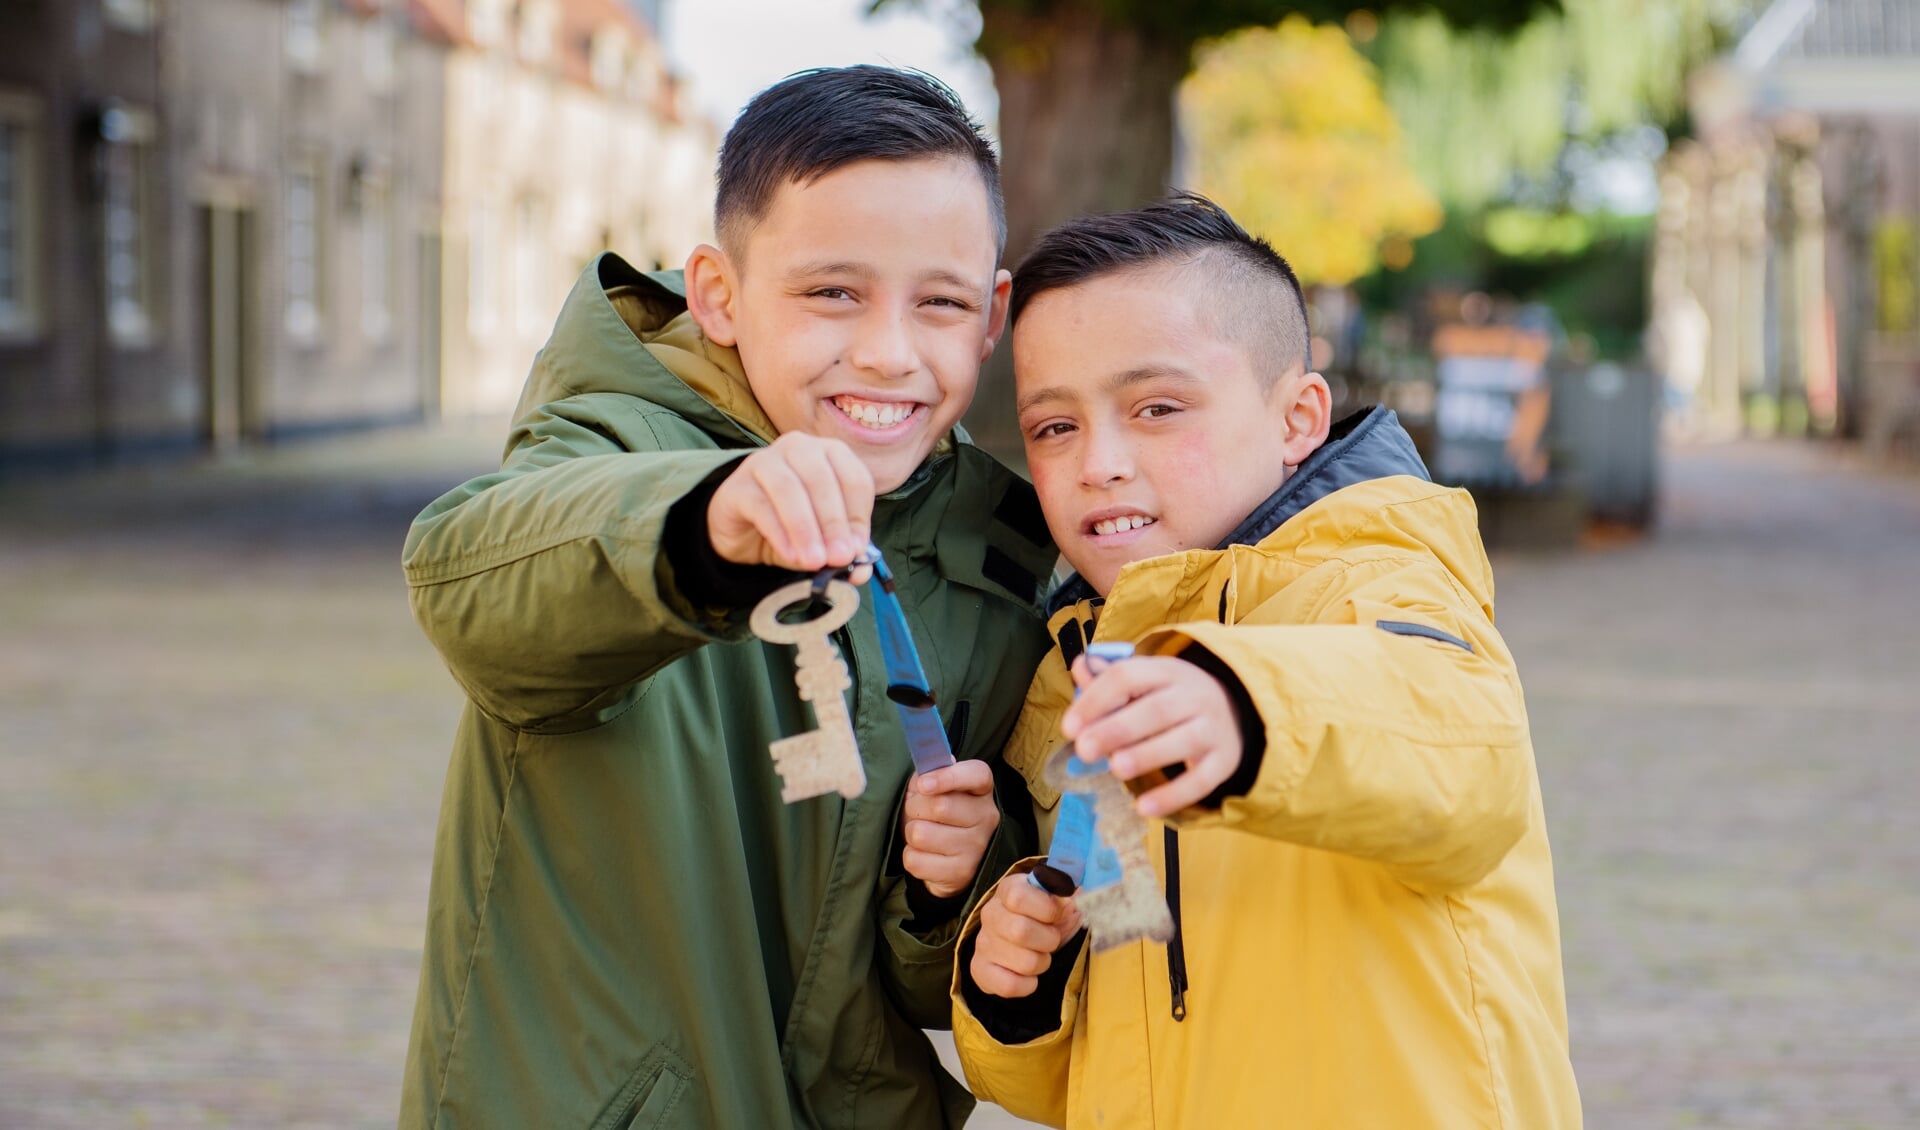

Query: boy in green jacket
[397,67,1055,1129]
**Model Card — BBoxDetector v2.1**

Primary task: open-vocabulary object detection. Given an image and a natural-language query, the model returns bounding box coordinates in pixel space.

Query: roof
[408,0,471,46]
[1738,0,1920,70]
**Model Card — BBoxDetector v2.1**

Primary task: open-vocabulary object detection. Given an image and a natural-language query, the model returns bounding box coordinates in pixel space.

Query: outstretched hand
[1060,654,1245,818]
[709,432,875,582]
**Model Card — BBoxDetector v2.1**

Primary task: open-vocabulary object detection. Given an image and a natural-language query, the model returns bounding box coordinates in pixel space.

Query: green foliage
[1371,0,1746,207]
[874,0,1549,50]
[1182,17,1440,285]
[1358,209,1655,359]
[1876,219,1917,334]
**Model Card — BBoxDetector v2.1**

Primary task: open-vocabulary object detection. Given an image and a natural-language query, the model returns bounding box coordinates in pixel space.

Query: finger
[1073,685,1194,762]
[787,439,857,566]
[970,955,1038,999]
[747,456,825,569]
[1000,875,1077,926]
[901,819,985,857]
[978,910,1066,970]
[1134,747,1241,818]
[913,760,995,796]
[823,441,875,558]
[904,786,998,826]
[902,854,971,899]
[1104,714,1211,784]
[1061,658,1161,743]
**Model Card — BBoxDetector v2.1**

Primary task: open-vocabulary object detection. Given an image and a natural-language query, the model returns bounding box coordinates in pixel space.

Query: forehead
[1012,265,1253,395]
[738,156,998,271]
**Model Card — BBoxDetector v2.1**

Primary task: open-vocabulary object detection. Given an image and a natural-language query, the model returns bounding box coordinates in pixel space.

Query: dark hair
[715,65,1005,256]
[1011,192,1312,377]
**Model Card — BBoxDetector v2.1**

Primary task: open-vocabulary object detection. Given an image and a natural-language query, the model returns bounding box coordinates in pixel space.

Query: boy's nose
[846,308,920,380]
[1079,429,1133,487]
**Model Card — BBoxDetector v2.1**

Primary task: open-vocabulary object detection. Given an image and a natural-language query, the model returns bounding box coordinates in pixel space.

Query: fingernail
[1110,756,1130,777]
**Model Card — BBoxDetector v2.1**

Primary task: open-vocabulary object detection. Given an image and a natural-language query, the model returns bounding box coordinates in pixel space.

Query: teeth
[834,396,914,429]
[1092,515,1155,536]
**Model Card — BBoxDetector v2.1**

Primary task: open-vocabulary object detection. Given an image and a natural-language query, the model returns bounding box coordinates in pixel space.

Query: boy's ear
[683,243,739,347]
[980,268,1013,361]
[1280,371,1334,467]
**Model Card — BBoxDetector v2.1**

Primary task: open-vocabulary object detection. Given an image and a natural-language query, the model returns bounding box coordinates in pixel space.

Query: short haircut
[1011,192,1312,384]
[714,65,1005,258]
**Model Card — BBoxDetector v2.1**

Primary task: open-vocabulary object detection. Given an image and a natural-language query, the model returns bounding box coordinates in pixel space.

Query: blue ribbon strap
[857,545,957,776]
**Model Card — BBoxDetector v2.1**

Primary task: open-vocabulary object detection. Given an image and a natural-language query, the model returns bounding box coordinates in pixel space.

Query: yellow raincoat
[952,409,1581,1129]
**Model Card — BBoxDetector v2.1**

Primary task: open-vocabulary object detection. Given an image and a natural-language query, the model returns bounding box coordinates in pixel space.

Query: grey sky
[662,0,998,137]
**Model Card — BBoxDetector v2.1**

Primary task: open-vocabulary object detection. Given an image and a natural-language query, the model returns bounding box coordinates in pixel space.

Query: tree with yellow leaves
[1181,16,1442,286]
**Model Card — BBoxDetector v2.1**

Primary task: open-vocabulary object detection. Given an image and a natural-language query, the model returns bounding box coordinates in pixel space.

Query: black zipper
[1162,583,1232,1022]
[1164,826,1189,1020]
[945,699,971,756]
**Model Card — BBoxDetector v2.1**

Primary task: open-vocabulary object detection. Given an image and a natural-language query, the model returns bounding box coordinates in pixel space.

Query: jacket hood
[508,254,776,452]
[1048,407,1440,614]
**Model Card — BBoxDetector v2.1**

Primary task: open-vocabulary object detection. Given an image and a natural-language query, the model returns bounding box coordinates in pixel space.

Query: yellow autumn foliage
[1181,16,1442,285]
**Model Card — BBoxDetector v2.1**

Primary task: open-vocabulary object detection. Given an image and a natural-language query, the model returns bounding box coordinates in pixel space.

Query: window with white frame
[0,94,44,340]
[468,202,498,338]
[286,163,323,340]
[518,1,557,64]
[364,10,399,93]
[361,176,392,343]
[102,109,157,347]
[591,28,627,91]
[514,195,550,339]
[468,0,508,50]
[287,0,325,72]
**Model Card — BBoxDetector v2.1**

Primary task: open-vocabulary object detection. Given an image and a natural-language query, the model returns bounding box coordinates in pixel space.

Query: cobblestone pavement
[2,429,1916,1129]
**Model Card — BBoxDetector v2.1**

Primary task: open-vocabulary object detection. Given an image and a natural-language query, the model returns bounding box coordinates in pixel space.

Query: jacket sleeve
[1143,550,1534,895]
[873,812,1026,1030]
[401,394,749,730]
[947,861,1085,1128]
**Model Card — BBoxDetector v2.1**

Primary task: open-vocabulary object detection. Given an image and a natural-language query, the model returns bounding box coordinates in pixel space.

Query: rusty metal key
[750,577,868,803]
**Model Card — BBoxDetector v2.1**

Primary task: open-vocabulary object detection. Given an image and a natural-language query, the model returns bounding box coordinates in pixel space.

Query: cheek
[1026,458,1075,535]
[1155,431,1225,490]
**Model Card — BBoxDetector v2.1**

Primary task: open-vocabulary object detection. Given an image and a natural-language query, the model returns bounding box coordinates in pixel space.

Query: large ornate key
[1034,642,1175,952]
[750,578,868,803]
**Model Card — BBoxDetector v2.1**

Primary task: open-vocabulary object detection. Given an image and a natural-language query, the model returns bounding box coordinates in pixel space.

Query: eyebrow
[787,261,870,282]
[1016,365,1203,416]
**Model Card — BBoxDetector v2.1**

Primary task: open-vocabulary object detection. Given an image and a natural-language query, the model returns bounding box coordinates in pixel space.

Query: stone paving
[2,427,1916,1128]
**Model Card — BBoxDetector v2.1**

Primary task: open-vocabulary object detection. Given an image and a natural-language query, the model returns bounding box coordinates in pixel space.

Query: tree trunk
[964,3,1192,459]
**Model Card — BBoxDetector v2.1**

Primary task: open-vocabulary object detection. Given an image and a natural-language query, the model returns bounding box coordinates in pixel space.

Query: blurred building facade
[440,0,712,415]
[0,0,716,472]
[1654,0,1920,454]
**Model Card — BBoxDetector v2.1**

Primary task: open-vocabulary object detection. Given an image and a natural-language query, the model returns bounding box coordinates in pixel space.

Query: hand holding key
[710,433,875,578]
[1062,653,1245,819]
[971,873,1082,999]
[902,761,999,899]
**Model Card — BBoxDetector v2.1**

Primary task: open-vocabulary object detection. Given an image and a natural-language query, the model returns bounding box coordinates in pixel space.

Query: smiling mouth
[1090,515,1157,537]
[831,395,920,431]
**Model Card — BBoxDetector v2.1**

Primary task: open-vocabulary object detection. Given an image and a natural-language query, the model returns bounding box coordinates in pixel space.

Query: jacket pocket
[591,1044,694,1130]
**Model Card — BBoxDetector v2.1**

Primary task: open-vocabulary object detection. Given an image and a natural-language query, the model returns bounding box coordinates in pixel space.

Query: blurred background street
[6,0,1920,1126]
[4,425,1916,1128]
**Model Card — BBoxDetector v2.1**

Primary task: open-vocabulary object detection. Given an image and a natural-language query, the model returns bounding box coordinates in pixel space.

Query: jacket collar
[1046,407,1429,614]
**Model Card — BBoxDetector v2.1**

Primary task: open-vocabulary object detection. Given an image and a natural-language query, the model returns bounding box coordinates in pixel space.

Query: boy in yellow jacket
[950,194,1582,1128]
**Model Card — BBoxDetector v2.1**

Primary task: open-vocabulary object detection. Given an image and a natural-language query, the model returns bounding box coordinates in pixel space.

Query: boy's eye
[1030,421,1075,440]
[924,295,974,311]
[808,287,852,301]
[1140,403,1181,419]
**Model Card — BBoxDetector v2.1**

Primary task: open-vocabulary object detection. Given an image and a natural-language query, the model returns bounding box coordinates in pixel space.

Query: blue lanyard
[1030,641,1135,895]
[815,545,957,776]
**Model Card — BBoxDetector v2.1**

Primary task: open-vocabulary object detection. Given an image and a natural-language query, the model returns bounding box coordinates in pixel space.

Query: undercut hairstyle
[714,65,1005,258]
[1011,192,1313,386]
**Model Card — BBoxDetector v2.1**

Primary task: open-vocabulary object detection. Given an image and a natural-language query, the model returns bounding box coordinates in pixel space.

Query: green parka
[398,254,1056,1130]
